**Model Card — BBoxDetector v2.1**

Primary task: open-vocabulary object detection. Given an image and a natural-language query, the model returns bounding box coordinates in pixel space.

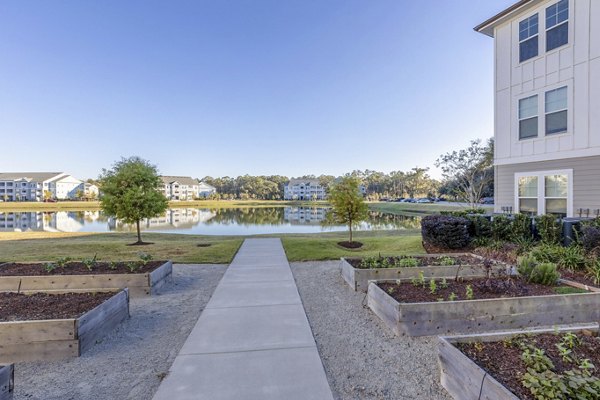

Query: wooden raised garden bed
[0,260,172,297]
[367,277,600,337]
[341,254,513,292]
[0,365,13,400]
[0,290,129,364]
[438,325,600,400]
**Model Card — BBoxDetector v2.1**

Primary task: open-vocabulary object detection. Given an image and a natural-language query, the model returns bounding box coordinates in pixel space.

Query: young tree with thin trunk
[435,139,494,208]
[99,156,168,245]
[325,176,369,243]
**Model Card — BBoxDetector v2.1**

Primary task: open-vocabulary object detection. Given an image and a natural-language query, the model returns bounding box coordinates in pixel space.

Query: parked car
[416,198,432,204]
[403,198,415,203]
[479,197,494,204]
[394,198,405,202]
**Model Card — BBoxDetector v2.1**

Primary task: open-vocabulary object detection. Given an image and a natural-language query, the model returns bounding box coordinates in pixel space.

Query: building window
[519,95,538,139]
[546,0,568,51]
[518,176,538,215]
[519,14,539,62]
[515,170,572,217]
[545,86,567,135]
[545,174,568,217]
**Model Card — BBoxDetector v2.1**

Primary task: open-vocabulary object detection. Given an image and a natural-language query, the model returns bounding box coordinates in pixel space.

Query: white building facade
[0,172,84,201]
[159,176,202,201]
[476,0,600,218]
[284,179,327,200]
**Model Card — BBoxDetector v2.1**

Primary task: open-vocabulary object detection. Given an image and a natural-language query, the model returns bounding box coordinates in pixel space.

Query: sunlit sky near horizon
[0,0,517,180]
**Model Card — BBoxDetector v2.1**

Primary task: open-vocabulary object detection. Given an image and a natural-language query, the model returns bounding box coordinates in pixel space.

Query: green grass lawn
[0,230,423,264]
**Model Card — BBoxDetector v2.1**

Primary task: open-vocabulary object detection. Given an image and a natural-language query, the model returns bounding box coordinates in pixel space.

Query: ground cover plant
[346,254,483,269]
[457,331,600,400]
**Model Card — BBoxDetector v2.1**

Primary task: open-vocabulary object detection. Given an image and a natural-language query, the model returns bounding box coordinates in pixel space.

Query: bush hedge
[421,215,471,250]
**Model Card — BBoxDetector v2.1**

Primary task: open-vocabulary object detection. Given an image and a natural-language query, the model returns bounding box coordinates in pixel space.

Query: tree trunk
[349,221,353,243]
[136,220,142,244]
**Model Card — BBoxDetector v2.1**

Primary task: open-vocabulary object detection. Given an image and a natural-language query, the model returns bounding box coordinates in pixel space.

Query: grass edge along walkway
[0,231,424,264]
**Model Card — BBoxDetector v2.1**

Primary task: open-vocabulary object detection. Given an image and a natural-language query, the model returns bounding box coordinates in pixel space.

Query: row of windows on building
[519,0,568,63]
[518,85,567,140]
[518,172,569,217]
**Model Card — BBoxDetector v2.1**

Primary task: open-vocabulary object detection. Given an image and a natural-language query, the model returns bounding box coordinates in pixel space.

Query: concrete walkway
[153,238,334,400]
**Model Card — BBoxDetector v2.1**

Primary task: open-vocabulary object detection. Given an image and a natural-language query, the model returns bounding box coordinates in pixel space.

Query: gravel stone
[291,261,452,400]
[12,264,226,400]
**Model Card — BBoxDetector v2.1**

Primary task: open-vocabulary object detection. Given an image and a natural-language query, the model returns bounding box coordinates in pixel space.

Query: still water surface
[0,207,420,235]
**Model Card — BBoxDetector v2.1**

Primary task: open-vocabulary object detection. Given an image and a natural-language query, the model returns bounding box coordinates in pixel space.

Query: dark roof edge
[474,0,535,37]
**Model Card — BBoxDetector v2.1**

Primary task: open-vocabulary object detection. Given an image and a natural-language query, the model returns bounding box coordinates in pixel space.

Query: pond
[0,207,420,235]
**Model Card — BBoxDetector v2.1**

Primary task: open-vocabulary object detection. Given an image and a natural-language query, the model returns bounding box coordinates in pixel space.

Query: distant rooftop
[0,172,65,182]
[475,0,538,37]
[287,178,321,186]
[160,176,199,186]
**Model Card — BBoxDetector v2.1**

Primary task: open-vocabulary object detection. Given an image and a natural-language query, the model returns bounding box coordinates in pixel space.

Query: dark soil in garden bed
[0,292,116,321]
[561,269,600,288]
[472,245,519,265]
[338,241,363,249]
[347,254,489,269]
[457,332,600,400]
[0,260,167,276]
[377,277,571,303]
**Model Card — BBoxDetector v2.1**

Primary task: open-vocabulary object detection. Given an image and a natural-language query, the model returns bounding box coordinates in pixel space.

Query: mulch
[0,292,116,321]
[377,277,559,303]
[561,269,599,288]
[457,332,600,400]
[0,260,166,276]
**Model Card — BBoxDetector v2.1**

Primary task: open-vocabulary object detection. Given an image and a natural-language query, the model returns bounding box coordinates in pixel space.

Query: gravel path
[291,261,452,400]
[13,264,226,400]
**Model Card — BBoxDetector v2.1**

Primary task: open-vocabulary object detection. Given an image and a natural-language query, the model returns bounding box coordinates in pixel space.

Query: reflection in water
[0,207,421,235]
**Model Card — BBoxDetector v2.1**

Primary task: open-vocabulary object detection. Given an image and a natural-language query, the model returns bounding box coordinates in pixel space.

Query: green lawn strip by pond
[281,234,424,262]
[0,233,243,264]
[368,202,491,215]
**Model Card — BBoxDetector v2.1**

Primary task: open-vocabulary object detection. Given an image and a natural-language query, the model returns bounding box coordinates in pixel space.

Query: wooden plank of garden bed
[0,364,13,400]
[0,274,148,292]
[0,340,79,363]
[0,319,75,344]
[559,278,600,292]
[77,289,129,354]
[148,261,173,295]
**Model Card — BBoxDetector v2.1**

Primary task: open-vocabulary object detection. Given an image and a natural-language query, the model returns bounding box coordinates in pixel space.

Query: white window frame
[544,86,568,135]
[545,0,569,52]
[514,169,573,217]
[518,94,539,140]
[519,13,539,63]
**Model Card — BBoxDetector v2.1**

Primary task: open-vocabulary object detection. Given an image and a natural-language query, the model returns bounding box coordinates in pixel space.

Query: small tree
[325,176,368,243]
[99,156,169,245]
[435,139,493,208]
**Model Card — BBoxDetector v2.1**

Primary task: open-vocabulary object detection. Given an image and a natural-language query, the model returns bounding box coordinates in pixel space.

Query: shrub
[586,258,600,286]
[535,214,562,245]
[581,225,600,254]
[511,213,533,242]
[395,257,419,268]
[517,255,537,278]
[530,243,564,264]
[559,246,586,271]
[465,215,492,240]
[492,215,512,242]
[441,209,486,217]
[421,215,470,250]
[529,263,560,285]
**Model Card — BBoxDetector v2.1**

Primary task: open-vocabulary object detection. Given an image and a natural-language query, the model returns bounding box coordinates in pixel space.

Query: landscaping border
[0,261,172,297]
[341,255,513,292]
[437,325,598,400]
[367,279,600,336]
[0,289,129,363]
[0,365,13,400]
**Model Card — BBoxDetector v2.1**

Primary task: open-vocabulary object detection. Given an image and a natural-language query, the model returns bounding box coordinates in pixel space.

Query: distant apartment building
[159,176,200,200]
[284,179,327,200]
[0,172,84,201]
[197,181,217,198]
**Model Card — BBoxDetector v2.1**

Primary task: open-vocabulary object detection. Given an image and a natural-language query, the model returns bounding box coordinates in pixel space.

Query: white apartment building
[197,181,217,198]
[284,179,327,200]
[476,0,600,217]
[0,172,84,201]
[159,176,201,201]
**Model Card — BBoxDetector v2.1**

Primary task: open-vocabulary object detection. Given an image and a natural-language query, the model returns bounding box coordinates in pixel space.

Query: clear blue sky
[0,0,516,180]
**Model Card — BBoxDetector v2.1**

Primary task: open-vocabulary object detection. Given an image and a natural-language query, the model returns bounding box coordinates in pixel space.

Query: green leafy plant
[585,258,600,286]
[429,278,437,294]
[396,257,419,268]
[138,252,153,266]
[440,277,448,289]
[417,271,426,287]
[492,215,512,242]
[108,261,118,270]
[529,262,560,286]
[530,243,564,264]
[359,256,379,269]
[559,246,586,271]
[511,213,533,242]
[43,262,57,273]
[465,284,474,300]
[56,257,71,268]
[535,214,562,245]
[517,255,537,278]
[439,256,456,266]
[81,254,98,272]
[126,261,139,273]
[448,292,458,301]
[387,286,396,295]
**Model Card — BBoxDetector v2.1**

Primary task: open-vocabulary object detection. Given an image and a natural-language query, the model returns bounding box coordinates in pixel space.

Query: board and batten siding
[495,155,600,214]
[493,0,600,166]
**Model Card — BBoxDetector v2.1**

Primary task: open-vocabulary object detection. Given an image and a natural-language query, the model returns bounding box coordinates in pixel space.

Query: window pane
[520,199,538,215]
[520,36,539,62]
[519,95,538,119]
[519,176,538,197]
[520,117,538,139]
[547,22,568,51]
[519,14,539,41]
[545,174,567,197]
[546,199,567,217]
[546,0,568,28]
[546,87,567,112]
[546,110,567,134]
